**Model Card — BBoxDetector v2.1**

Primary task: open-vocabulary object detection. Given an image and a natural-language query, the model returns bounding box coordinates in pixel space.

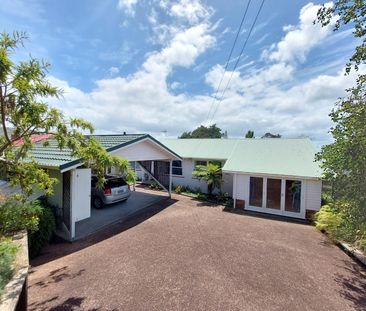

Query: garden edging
[338,241,366,267]
[0,231,29,311]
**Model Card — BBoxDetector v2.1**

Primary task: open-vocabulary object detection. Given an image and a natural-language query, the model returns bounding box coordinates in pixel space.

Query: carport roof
[30,134,180,171]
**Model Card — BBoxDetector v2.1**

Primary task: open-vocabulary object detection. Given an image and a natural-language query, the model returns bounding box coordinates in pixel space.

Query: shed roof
[160,138,322,179]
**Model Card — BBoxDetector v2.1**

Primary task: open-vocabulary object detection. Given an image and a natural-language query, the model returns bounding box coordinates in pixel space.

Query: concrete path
[29,194,366,311]
[75,190,167,239]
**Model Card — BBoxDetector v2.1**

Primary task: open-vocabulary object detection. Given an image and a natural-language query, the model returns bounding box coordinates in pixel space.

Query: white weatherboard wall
[111,139,172,161]
[48,169,63,208]
[304,179,322,211]
[71,168,91,238]
[233,174,322,219]
[171,159,233,195]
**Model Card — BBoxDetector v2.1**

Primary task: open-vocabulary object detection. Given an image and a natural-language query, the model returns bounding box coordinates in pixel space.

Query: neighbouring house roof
[29,134,180,171]
[160,138,322,179]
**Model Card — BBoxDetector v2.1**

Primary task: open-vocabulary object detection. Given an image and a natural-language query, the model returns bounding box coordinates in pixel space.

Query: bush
[0,200,42,235]
[315,205,343,239]
[174,185,183,194]
[28,200,56,258]
[315,203,366,253]
[0,238,17,296]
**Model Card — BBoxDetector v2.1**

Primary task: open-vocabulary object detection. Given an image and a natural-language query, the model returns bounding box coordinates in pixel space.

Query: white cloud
[47,1,355,146]
[169,0,211,24]
[109,67,120,76]
[266,2,334,64]
[117,0,139,16]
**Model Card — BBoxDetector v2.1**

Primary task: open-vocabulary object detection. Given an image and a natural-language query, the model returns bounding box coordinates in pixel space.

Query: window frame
[172,160,183,176]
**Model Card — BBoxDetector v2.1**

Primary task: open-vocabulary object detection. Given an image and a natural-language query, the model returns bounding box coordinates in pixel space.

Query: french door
[248,177,304,218]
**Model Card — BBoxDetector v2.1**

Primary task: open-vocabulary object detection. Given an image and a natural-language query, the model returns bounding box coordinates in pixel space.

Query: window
[266,178,281,210]
[285,180,301,213]
[195,160,207,167]
[249,177,263,207]
[172,160,182,176]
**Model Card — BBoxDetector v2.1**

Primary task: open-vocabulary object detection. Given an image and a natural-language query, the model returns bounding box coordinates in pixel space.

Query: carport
[30,134,181,241]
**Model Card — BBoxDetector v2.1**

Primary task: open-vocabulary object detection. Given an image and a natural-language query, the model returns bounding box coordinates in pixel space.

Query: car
[91,175,131,209]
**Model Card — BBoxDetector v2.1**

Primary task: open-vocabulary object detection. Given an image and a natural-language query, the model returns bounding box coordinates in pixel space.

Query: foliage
[192,163,222,195]
[316,81,366,234]
[261,132,281,138]
[316,0,366,80]
[0,238,17,296]
[245,130,254,138]
[315,1,366,252]
[179,124,223,139]
[149,181,163,191]
[0,200,42,235]
[28,199,56,258]
[315,203,366,253]
[0,31,133,198]
[174,185,183,194]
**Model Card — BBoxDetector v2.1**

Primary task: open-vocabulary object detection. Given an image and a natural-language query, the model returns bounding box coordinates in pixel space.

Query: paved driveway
[29,194,366,311]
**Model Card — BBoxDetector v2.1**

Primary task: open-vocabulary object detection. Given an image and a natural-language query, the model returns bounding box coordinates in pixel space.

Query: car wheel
[93,197,104,209]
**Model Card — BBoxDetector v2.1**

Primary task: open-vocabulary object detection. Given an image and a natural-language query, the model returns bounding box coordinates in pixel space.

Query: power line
[208,0,266,125]
[204,0,252,125]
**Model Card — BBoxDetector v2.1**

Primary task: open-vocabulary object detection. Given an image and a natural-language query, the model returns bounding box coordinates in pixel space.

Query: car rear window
[106,178,127,188]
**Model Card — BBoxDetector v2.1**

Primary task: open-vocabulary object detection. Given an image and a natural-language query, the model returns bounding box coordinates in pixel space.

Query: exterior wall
[233,173,322,219]
[171,158,233,196]
[110,139,173,161]
[304,179,322,211]
[47,169,63,208]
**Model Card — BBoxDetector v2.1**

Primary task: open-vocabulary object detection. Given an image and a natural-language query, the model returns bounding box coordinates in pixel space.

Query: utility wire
[204,0,252,125]
[208,0,266,125]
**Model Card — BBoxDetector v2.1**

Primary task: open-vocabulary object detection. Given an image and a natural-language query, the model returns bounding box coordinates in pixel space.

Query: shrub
[217,191,229,203]
[28,200,56,258]
[0,238,17,296]
[315,205,343,239]
[174,185,183,194]
[0,200,42,235]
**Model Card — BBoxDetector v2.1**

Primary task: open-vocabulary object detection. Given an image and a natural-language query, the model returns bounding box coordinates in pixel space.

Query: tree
[245,130,254,138]
[179,124,222,138]
[192,162,222,195]
[0,32,133,199]
[261,132,281,138]
[316,83,366,222]
[316,0,366,82]
[315,1,366,249]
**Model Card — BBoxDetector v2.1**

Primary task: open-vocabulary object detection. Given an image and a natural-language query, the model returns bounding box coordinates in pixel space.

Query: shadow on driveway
[30,197,177,267]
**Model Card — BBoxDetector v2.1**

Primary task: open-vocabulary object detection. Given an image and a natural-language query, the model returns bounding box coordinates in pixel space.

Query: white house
[30,134,181,241]
[160,138,322,220]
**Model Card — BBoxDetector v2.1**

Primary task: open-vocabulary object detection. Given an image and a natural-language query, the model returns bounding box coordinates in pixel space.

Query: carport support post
[169,160,172,198]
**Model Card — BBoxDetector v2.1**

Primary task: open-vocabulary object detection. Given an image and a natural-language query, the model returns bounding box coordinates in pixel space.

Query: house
[160,138,322,220]
[29,134,181,241]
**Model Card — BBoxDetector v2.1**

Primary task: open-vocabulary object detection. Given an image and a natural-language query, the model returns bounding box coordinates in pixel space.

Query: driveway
[28,194,366,311]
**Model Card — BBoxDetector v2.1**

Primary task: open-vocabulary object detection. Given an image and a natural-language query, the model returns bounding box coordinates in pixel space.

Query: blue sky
[0,0,359,145]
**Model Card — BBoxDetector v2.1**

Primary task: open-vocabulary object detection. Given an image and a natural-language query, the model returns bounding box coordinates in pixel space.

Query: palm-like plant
[192,163,222,196]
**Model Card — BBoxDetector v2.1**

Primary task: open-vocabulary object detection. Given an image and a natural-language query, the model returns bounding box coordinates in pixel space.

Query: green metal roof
[160,139,238,160]
[30,134,147,170]
[160,138,322,179]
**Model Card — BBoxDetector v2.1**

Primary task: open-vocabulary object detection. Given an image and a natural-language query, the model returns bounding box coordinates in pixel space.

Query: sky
[0,0,359,146]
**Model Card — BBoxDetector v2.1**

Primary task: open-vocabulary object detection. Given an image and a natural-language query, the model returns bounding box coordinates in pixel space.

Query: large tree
[315,1,366,242]
[179,124,223,139]
[245,130,254,138]
[0,32,133,198]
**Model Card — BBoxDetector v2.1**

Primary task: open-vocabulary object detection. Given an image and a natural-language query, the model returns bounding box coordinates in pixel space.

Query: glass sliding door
[249,177,263,207]
[284,180,301,213]
[266,178,281,210]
